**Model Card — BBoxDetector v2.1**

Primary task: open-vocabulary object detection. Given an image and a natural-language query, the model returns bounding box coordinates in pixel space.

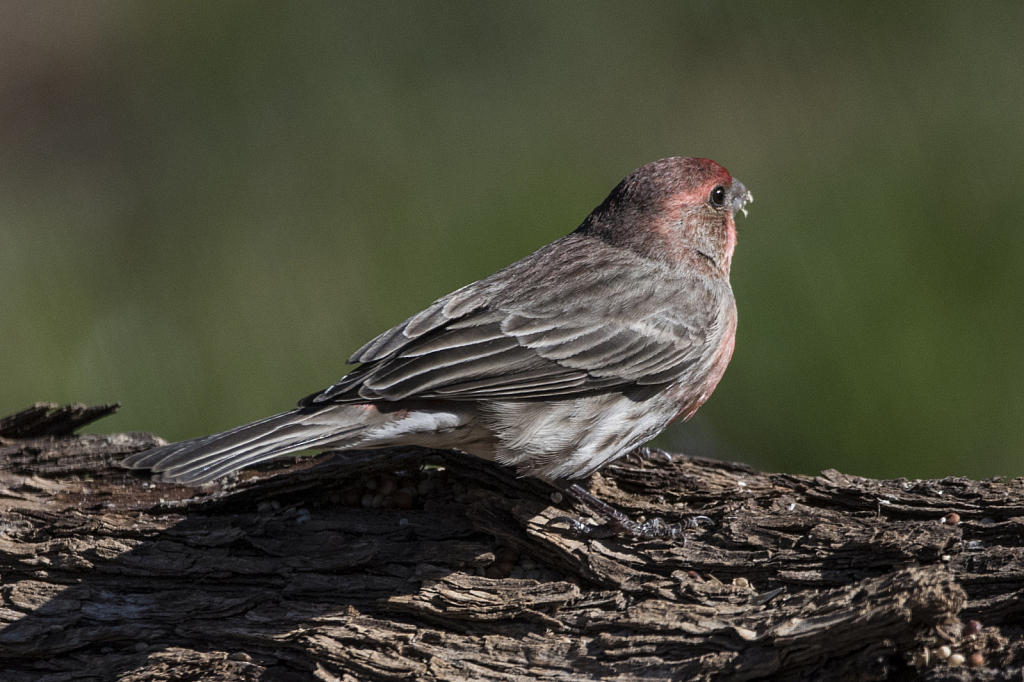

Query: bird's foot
[632,515,713,540]
[548,514,712,541]
[625,446,676,465]
[547,516,619,539]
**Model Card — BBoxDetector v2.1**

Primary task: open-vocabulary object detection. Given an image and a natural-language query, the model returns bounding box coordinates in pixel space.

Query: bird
[122,157,751,537]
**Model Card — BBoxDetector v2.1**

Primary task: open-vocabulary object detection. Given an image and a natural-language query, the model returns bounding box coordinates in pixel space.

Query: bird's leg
[548,480,712,541]
[553,482,639,536]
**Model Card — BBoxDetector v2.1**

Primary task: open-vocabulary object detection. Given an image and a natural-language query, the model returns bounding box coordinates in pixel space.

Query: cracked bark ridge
[0,402,120,439]
[0,404,1021,681]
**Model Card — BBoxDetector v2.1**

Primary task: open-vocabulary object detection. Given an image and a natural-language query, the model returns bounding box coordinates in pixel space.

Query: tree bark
[0,403,1019,681]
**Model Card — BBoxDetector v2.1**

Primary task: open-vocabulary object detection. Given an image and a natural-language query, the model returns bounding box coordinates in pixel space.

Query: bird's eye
[709,185,726,208]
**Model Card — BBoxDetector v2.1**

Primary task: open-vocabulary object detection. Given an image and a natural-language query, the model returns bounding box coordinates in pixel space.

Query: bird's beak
[730,179,753,218]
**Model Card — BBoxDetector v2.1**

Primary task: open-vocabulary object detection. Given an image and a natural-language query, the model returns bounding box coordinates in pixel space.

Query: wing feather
[308,234,724,405]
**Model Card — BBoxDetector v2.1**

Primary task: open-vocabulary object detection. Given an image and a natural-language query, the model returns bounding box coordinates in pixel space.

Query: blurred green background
[2,3,1022,480]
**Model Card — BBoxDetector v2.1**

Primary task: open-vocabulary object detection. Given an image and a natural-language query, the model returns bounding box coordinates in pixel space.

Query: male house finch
[123,157,751,537]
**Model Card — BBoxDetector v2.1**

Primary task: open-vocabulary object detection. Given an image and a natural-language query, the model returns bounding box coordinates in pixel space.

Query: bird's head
[577,157,752,276]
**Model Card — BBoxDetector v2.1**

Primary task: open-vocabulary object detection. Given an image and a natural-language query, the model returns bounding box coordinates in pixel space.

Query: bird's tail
[121,403,380,485]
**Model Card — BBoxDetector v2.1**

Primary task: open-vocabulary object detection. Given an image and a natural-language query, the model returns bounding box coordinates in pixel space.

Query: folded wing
[304,235,716,405]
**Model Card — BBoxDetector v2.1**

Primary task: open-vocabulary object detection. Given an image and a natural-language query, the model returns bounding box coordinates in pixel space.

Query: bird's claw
[684,515,714,529]
[626,446,676,465]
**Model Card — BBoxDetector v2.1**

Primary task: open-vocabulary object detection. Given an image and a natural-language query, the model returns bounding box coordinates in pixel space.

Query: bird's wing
[305,235,720,404]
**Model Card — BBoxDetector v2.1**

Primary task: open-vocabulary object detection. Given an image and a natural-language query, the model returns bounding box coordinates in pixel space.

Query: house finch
[123,157,751,536]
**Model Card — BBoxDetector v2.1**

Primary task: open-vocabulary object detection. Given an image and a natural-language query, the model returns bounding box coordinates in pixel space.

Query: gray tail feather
[121,405,373,485]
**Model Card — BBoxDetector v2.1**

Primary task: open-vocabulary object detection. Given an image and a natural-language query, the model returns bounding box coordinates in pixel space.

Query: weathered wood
[0,402,120,439]
[0,404,1020,680]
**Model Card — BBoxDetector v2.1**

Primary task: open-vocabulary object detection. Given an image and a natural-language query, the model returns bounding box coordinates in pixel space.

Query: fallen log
[0,403,1019,681]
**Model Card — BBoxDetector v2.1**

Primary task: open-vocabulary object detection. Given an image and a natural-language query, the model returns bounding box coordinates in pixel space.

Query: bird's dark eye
[709,185,726,208]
